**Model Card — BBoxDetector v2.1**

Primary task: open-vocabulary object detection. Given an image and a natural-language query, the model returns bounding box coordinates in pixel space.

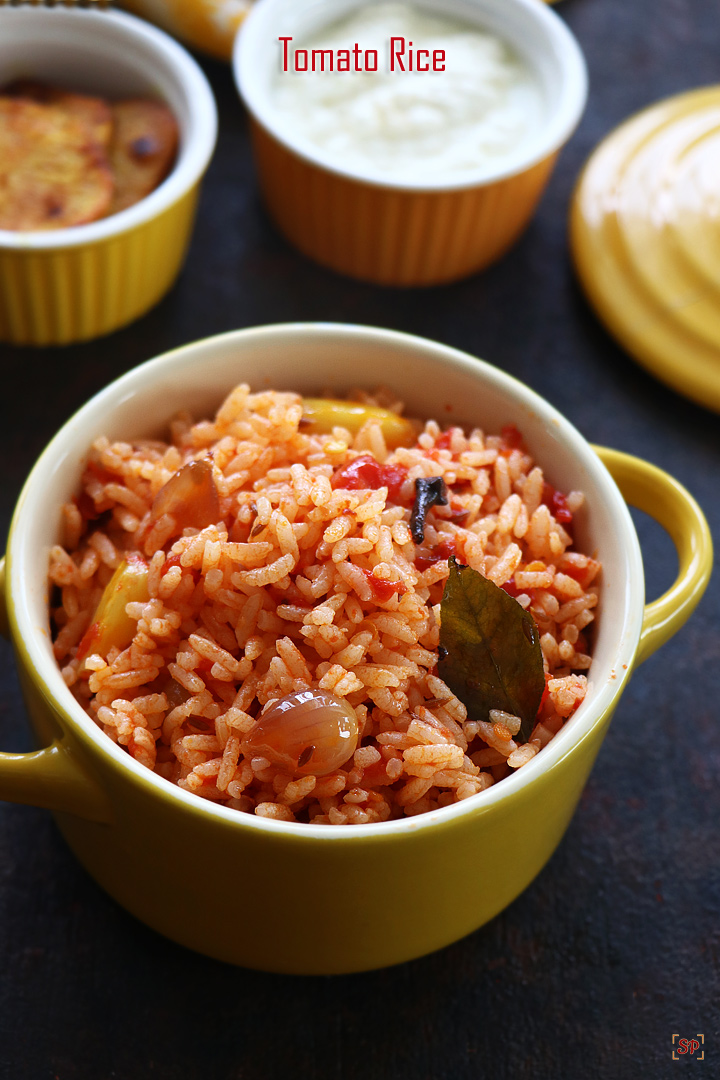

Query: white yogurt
[271,3,545,183]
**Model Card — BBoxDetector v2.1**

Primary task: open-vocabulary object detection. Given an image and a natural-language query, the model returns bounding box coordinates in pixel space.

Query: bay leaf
[438,557,545,743]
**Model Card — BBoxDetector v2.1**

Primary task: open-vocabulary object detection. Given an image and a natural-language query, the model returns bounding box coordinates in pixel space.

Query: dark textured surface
[1,1,719,1076]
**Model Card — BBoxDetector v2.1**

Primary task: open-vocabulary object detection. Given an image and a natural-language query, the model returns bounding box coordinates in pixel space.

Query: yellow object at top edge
[121,0,558,62]
[571,85,720,413]
[122,0,252,59]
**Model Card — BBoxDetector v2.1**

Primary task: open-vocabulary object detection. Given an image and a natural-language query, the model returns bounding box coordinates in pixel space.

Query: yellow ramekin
[0,324,712,973]
[233,0,587,286]
[0,7,217,346]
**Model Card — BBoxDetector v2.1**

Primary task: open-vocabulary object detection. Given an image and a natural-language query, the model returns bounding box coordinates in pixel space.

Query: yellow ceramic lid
[571,86,720,412]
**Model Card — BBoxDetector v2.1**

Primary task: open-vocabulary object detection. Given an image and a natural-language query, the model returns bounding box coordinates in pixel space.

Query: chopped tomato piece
[414,537,456,572]
[560,558,600,589]
[501,577,535,604]
[331,455,408,502]
[499,424,524,453]
[435,428,460,451]
[361,569,407,603]
[355,760,390,787]
[541,482,573,527]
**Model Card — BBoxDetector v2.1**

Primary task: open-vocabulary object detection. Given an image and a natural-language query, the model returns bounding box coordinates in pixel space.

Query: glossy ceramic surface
[248,121,558,286]
[571,86,720,413]
[234,0,587,285]
[0,325,712,973]
[0,7,217,345]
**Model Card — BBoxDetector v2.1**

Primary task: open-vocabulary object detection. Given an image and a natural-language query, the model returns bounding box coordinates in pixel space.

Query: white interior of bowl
[0,7,217,249]
[8,324,644,838]
[234,0,588,189]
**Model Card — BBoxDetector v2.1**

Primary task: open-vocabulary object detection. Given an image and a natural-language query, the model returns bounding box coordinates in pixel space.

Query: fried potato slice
[3,79,113,149]
[108,99,179,214]
[0,97,114,230]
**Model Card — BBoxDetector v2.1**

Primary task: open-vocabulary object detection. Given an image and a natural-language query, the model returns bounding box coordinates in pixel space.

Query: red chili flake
[414,537,456,572]
[541,482,573,527]
[361,569,407,604]
[331,455,408,502]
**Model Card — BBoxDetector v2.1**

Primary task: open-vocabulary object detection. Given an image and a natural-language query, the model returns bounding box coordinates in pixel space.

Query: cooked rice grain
[50,387,599,824]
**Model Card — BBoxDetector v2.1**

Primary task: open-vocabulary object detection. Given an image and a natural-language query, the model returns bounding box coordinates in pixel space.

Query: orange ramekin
[0,7,217,345]
[234,0,587,286]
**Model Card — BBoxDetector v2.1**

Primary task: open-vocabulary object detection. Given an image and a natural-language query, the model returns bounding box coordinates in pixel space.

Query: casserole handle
[0,556,112,822]
[593,447,713,667]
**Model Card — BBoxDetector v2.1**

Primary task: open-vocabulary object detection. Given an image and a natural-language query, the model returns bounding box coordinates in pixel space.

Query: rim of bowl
[233,0,588,191]
[8,323,642,841]
[0,7,217,250]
